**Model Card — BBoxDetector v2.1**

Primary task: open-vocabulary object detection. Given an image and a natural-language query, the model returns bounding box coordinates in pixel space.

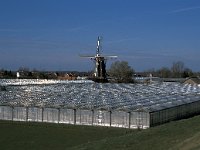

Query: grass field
[0,121,131,150]
[1,116,200,150]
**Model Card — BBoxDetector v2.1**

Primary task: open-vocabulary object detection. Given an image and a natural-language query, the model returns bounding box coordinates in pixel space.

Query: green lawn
[1,116,200,150]
[73,116,200,150]
[0,121,131,150]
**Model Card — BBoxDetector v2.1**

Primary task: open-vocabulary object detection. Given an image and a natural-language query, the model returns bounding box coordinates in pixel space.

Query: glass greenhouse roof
[1,79,200,112]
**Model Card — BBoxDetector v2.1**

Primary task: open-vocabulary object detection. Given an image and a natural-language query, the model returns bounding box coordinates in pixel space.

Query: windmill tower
[81,36,117,83]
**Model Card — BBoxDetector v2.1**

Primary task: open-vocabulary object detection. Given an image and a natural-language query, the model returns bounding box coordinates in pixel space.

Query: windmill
[80,36,117,83]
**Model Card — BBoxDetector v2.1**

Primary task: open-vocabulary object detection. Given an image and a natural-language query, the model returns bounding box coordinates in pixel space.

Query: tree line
[0,67,89,79]
[0,69,53,79]
[0,61,199,82]
[108,61,199,83]
[143,61,196,78]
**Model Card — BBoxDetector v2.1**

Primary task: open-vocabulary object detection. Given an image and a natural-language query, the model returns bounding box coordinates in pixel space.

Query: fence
[0,105,150,129]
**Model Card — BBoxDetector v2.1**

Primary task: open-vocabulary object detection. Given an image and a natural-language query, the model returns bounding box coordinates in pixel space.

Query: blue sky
[0,0,200,72]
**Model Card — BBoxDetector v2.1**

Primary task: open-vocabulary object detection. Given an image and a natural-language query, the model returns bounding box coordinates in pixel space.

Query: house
[57,73,77,80]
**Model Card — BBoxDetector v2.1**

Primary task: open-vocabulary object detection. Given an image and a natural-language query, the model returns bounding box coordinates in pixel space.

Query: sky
[0,0,200,72]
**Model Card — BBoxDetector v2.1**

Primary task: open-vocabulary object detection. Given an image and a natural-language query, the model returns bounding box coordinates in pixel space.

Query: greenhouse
[0,79,200,129]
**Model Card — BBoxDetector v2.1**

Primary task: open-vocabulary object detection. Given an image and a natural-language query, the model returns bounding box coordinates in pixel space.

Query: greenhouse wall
[150,100,200,127]
[13,107,27,121]
[28,107,43,122]
[0,106,13,120]
[59,108,74,124]
[76,109,93,125]
[111,111,129,128]
[0,105,150,129]
[93,110,111,127]
[130,111,150,129]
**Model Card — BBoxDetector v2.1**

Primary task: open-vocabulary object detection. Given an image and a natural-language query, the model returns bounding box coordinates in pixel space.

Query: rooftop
[0,79,200,112]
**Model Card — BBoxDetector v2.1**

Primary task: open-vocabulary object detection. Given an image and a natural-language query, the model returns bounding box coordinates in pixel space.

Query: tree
[158,67,171,78]
[108,61,134,83]
[171,61,185,78]
[182,68,193,78]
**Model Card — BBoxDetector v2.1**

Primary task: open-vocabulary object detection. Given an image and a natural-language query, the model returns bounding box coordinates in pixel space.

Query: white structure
[16,72,20,78]
[1,79,200,129]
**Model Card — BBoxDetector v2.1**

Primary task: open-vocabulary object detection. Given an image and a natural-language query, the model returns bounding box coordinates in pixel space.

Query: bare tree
[171,61,185,78]
[158,67,171,78]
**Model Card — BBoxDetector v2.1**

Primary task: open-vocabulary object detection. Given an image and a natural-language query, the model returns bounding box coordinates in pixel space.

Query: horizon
[0,0,200,72]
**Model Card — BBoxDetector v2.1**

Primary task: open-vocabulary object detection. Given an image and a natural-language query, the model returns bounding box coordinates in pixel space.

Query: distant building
[16,72,20,78]
[184,77,200,85]
[77,76,88,80]
[57,73,77,80]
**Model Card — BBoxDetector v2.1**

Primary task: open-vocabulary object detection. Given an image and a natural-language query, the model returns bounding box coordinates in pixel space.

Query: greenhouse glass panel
[28,107,42,122]
[76,109,93,125]
[93,110,110,127]
[59,108,74,124]
[0,106,12,120]
[43,108,59,123]
[111,111,129,128]
[13,107,26,121]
